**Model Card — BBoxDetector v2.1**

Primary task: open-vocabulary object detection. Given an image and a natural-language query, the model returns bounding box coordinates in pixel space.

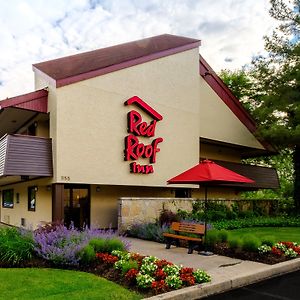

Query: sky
[0,0,278,99]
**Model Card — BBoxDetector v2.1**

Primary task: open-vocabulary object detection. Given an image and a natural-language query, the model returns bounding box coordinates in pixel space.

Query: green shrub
[177,209,190,220]
[228,236,242,249]
[261,235,275,247]
[79,244,95,265]
[0,227,34,266]
[213,216,300,230]
[241,235,261,252]
[89,238,107,253]
[205,229,220,247]
[120,260,139,275]
[106,238,125,253]
[88,237,125,254]
[226,210,238,220]
[218,229,230,242]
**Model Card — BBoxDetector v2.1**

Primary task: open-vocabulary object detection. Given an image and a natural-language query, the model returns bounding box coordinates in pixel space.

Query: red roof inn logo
[124,96,163,174]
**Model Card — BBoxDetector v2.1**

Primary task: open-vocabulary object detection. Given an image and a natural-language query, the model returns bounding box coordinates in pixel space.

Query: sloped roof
[0,89,48,112]
[33,34,200,87]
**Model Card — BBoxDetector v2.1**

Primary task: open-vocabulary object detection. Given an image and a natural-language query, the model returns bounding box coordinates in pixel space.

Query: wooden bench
[163,222,205,254]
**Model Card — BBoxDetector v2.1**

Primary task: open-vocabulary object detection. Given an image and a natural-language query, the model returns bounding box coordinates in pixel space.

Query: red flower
[180,273,195,286]
[151,280,168,294]
[180,267,194,275]
[281,241,294,249]
[272,247,283,256]
[293,246,300,254]
[130,253,145,262]
[155,259,173,269]
[154,268,167,280]
[96,253,118,264]
[125,268,139,281]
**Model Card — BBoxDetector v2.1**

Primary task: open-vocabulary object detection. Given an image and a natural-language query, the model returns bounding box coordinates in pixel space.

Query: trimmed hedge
[212,216,300,230]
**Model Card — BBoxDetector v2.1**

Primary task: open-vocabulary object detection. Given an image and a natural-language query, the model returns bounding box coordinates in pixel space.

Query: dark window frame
[175,188,192,198]
[2,189,14,208]
[28,186,37,212]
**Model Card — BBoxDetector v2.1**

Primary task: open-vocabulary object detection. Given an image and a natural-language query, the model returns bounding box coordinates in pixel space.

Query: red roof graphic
[125,96,163,121]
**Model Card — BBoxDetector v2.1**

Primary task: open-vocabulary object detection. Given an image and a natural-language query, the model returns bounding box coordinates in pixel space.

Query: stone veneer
[118,197,195,232]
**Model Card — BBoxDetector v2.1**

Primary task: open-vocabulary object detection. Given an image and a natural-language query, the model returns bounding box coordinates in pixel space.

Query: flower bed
[0,224,211,297]
[92,250,211,296]
[212,240,300,265]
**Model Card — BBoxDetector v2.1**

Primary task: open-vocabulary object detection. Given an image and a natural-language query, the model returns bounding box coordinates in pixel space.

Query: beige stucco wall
[199,76,264,150]
[50,48,201,187]
[0,178,52,228]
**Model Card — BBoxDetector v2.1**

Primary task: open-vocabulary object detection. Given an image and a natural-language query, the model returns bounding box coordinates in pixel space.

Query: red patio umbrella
[167,159,254,253]
[167,159,254,185]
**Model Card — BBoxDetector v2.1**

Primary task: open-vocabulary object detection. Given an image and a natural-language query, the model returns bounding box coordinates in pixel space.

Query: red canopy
[167,160,254,185]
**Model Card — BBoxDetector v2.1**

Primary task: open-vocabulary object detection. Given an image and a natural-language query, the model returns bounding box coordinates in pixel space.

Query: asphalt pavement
[203,270,300,300]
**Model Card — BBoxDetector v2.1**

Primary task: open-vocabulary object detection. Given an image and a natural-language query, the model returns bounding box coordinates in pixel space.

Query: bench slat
[171,222,205,234]
[163,232,202,242]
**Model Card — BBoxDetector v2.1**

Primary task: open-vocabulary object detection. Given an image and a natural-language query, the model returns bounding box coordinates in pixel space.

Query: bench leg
[187,241,194,254]
[165,238,172,249]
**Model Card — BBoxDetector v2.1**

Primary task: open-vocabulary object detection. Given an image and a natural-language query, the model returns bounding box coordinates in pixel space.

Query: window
[28,186,37,211]
[175,188,191,198]
[2,189,14,208]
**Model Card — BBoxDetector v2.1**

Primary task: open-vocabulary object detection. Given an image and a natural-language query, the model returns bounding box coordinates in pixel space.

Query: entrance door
[64,185,90,228]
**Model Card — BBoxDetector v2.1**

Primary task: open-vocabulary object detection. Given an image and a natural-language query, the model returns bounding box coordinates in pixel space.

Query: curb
[144,258,300,299]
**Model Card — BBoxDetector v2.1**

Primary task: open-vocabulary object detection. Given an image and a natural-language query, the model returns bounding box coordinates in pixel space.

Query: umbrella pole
[204,186,207,246]
[200,186,213,255]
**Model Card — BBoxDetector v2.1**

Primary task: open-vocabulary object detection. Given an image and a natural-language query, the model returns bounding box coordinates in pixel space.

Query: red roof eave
[0,89,48,113]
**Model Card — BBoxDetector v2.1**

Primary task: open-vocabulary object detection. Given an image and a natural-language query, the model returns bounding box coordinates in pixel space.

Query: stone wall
[117,197,279,232]
[118,197,195,232]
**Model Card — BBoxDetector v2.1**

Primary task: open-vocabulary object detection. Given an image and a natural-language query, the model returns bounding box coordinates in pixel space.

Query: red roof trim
[199,55,275,153]
[125,96,163,121]
[0,89,48,113]
[50,42,199,88]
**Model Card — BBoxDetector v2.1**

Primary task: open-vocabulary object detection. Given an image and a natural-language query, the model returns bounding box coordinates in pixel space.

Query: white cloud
[0,0,278,99]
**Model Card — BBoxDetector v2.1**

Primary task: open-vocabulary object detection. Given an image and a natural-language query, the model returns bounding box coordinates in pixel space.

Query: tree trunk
[293,145,300,213]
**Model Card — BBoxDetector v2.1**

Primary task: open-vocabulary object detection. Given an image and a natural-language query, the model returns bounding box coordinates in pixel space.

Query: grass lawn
[229,227,300,244]
[0,268,142,300]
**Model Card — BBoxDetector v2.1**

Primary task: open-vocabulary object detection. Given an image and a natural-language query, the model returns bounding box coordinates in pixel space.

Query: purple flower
[33,224,129,266]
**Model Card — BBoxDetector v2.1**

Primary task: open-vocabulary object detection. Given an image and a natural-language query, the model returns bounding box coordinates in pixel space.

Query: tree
[219,69,257,113]
[219,0,300,213]
[219,70,294,204]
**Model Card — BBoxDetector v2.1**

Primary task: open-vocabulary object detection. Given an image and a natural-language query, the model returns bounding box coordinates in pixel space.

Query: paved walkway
[126,237,300,300]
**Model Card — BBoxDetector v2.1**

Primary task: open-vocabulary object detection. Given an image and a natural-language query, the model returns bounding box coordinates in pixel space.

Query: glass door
[64,185,90,228]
